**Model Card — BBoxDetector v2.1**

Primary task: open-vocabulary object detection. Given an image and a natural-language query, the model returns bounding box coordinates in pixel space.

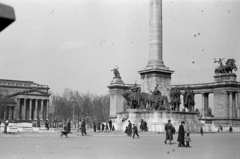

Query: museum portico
[0,79,51,122]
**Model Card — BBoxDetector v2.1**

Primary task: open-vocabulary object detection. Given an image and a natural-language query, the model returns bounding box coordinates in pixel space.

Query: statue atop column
[214,58,237,74]
[111,66,121,79]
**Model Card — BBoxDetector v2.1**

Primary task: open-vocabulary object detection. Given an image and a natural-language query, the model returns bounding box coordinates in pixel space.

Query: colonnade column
[3,107,7,119]
[40,100,43,120]
[14,99,20,120]
[46,100,49,120]
[236,92,240,118]
[229,92,233,118]
[29,99,32,120]
[34,99,38,120]
[201,93,205,118]
[8,107,12,120]
[22,98,26,120]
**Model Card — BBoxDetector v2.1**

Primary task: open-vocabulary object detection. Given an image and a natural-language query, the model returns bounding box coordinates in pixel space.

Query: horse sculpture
[122,87,170,110]
[214,58,237,74]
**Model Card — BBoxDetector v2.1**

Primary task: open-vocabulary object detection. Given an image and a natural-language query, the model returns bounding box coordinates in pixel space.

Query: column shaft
[40,100,43,120]
[229,92,233,118]
[15,99,20,120]
[148,0,164,67]
[46,100,49,120]
[22,99,26,120]
[29,99,32,120]
[34,99,38,120]
[201,93,205,118]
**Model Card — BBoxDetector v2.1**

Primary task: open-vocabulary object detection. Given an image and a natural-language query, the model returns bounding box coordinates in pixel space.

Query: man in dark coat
[67,119,71,133]
[165,120,173,144]
[177,121,185,147]
[109,119,112,131]
[4,120,9,134]
[127,120,132,136]
[93,122,96,132]
[132,124,139,139]
[101,123,105,132]
[81,119,87,136]
[45,119,49,130]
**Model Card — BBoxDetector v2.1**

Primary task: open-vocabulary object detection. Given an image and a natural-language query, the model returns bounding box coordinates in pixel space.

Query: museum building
[0,79,51,122]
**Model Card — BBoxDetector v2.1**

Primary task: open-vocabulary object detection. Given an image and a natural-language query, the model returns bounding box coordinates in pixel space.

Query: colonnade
[202,91,239,118]
[0,98,49,121]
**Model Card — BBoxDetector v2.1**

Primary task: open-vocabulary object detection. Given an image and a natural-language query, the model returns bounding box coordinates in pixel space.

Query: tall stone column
[3,107,6,119]
[46,100,49,120]
[148,0,164,67]
[229,92,233,118]
[34,99,38,120]
[22,98,26,120]
[204,93,209,117]
[236,92,239,118]
[29,99,32,120]
[8,107,11,120]
[201,93,205,118]
[14,99,20,120]
[138,0,173,97]
[108,77,128,119]
[40,100,43,120]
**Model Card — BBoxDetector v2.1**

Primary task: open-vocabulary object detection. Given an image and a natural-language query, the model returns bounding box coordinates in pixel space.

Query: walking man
[109,119,112,131]
[127,120,132,136]
[132,124,139,139]
[177,121,185,147]
[165,120,173,144]
[81,119,87,136]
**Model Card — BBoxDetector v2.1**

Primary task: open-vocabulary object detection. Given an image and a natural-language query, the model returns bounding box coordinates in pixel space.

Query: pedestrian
[164,120,173,144]
[37,119,40,127]
[200,127,203,136]
[132,124,139,139]
[4,120,9,134]
[67,119,71,133]
[143,121,148,131]
[127,120,132,136]
[77,119,82,136]
[105,122,109,132]
[112,125,115,132]
[177,121,185,147]
[140,119,144,131]
[109,119,112,131]
[93,122,96,132]
[125,126,128,135]
[229,126,233,133]
[81,119,87,136]
[185,133,191,148]
[97,122,101,133]
[101,122,105,132]
[45,119,49,130]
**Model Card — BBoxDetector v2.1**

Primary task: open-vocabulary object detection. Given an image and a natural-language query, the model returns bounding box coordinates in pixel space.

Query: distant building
[0,79,51,121]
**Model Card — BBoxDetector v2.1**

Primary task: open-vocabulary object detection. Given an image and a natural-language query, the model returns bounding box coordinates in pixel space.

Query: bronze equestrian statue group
[214,58,237,74]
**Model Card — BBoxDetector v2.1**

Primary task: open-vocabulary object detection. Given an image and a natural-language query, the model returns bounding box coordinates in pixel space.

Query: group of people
[164,120,191,148]
[140,119,148,131]
[125,120,139,139]
[92,119,115,133]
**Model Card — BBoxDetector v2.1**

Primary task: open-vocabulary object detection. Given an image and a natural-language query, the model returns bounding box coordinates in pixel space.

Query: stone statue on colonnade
[214,58,237,74]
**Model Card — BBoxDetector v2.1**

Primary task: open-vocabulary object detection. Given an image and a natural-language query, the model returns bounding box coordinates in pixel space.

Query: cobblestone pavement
[0,130,239,159]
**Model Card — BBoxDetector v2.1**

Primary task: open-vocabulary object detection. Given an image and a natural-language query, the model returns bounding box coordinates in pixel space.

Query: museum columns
[29,99,32,120]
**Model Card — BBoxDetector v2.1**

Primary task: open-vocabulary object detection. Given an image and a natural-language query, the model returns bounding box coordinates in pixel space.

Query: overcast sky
[0,0,239,97]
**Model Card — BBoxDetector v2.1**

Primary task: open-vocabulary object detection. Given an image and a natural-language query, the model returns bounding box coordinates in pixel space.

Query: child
[125,126,128,135]
[185,133,191,148]
[132,124,139,139]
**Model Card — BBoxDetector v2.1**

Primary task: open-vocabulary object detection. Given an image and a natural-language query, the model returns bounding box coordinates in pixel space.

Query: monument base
[112,109,217,133]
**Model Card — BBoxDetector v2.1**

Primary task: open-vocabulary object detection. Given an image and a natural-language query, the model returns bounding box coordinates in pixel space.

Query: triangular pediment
[6,89,51,98]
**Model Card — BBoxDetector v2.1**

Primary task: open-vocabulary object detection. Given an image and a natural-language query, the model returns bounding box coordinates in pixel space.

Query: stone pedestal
[213,73,239,126]
[108,78,128,119]
[113,109,212,133]
[138,68,174,99]
[214,73,236,82]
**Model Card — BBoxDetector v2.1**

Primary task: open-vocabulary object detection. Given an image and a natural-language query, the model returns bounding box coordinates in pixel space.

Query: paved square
[0,131,239,159]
